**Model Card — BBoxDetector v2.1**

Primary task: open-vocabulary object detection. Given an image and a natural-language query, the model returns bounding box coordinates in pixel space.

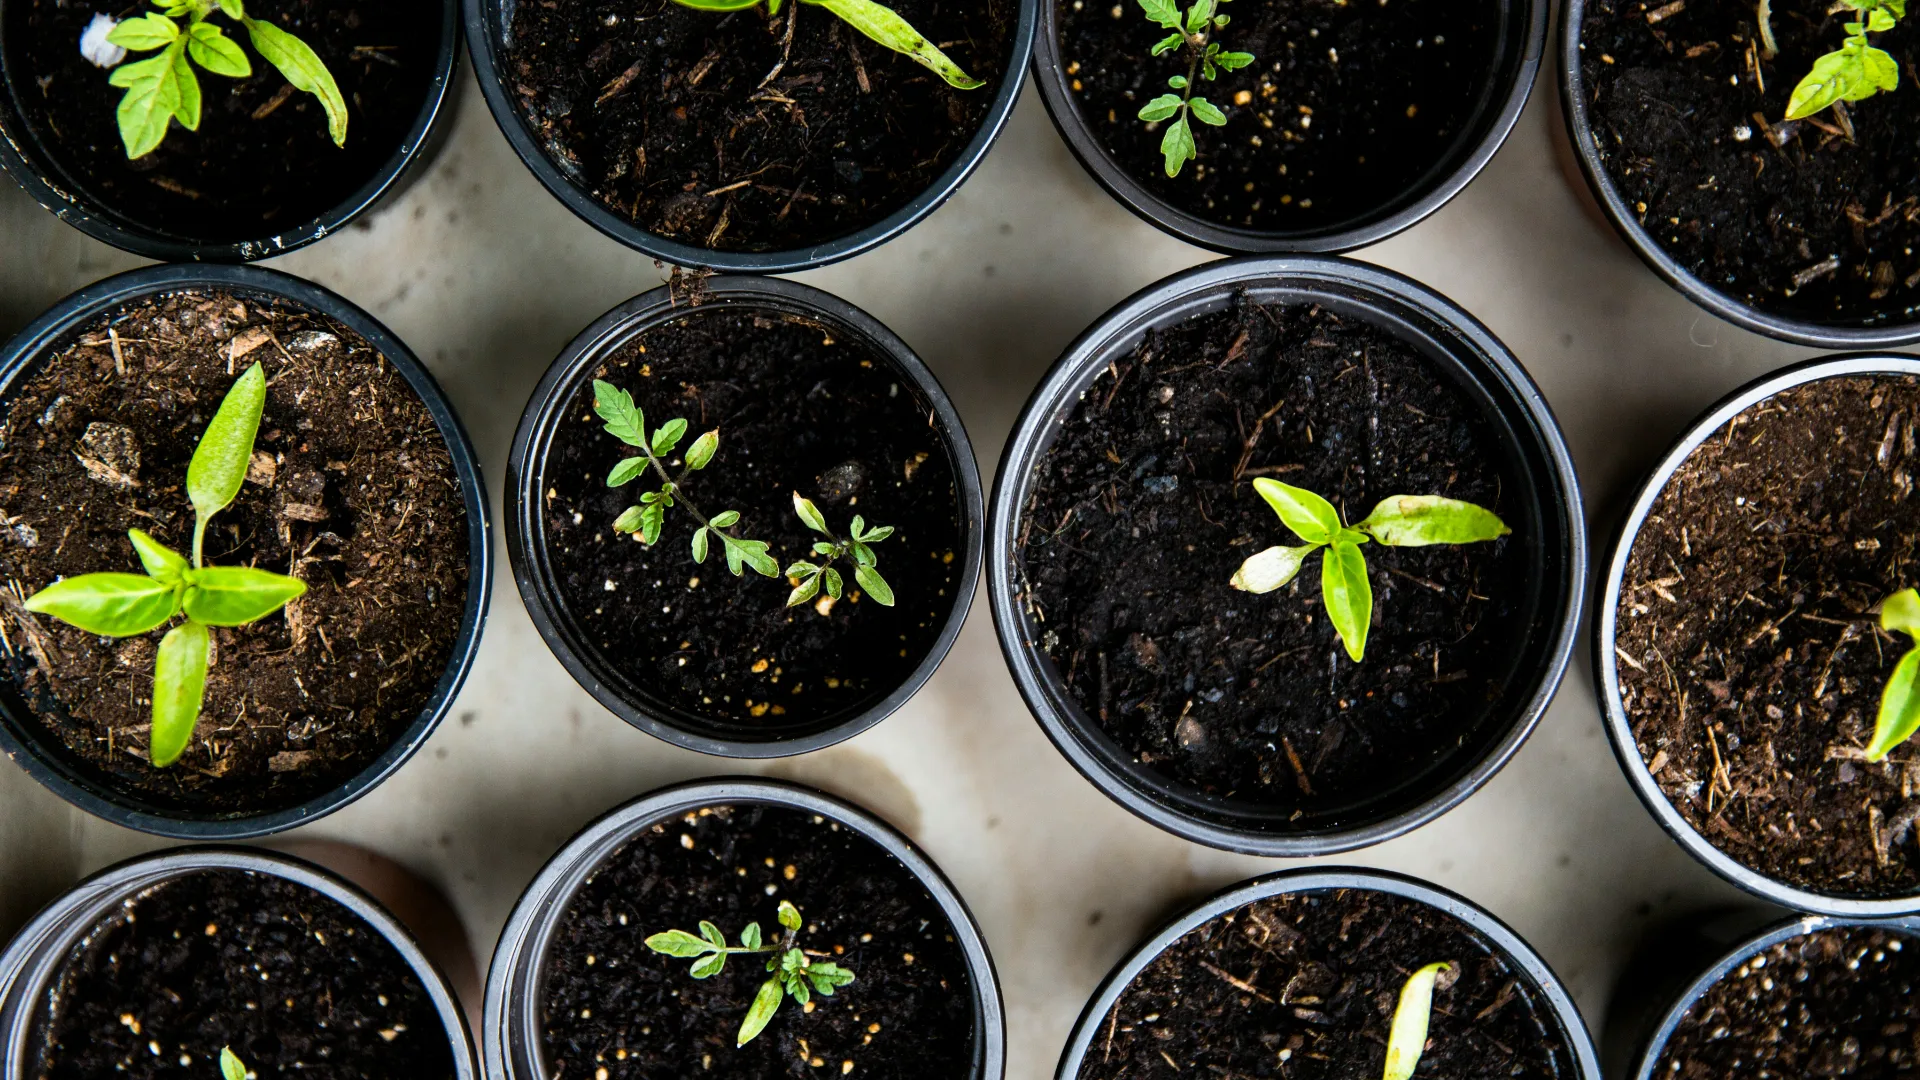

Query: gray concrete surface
[0,66,1821,1075]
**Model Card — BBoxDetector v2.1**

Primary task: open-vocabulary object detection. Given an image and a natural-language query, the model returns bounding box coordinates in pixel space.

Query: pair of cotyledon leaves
[106,0,346,159]
[23,363,305,767]
[1230,478,1509,662]
[645,900,856,1047]
[670,0,983,90]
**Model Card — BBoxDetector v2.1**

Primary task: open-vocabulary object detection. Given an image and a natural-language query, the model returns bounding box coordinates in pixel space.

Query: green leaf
[219,0,246,17]
[1787,46,1870,118]
[1216,49,1254,69]
[1140,0,1184,28]
[811,0,985,89]
[1168,74,1189,89]
[1883,589,1920,636]
[1230,544,1316,593]
[862,525,894,543]
[639,502,666,545]
[1190,96,1226,125]
[813,541,838,556]
[1859,43,1900,93]
[788,573,822,608]
[187,21,251,76]
[793,492,830,534]
[685,429,720,470]
[1867,648,1920,762]
[1357,495,1511,547]
[785,561,821,578]
[1869,5,1898,28]
[646,929,714,958]
[1252,478,1342,545]
[24,574,179,637]
[710,510,741,529]
[807,962,855,995]
[738,977,784,1046]
[170,45,202,129]
[182,566,305,626]
[110,42,189,158]
[788,972,812,1005]
[699,920,726,948]
[850,540,876,567]
[608,456,649,487]
[108,13,180,50]
[1160,114,1196,176]
[689,952,727,978]
[734,539,778,578]
[128,529,188,585]
[651,418,689,457]
[244,16,348,145]
[220,1047,246,1080]
[855,564,895,607]
[188,362,266,564]
[592,380,646,447]
[1138,92,1183,122]
[777,899,802,930]
[823,567,843,600]
[1151,31,1184,54]
[613,506,645,534]
[741,922,763,950]
[691,527,710,563]
[151,619,209,768]
[1321,541,1372,662]
[1384,962,1451,1080]
[1184,0,1215,32]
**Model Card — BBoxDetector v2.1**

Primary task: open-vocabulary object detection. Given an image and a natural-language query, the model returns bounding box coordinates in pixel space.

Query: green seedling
[1230,478,1509,662]
[1135,0,1254,176]
[646,899,856,1047]
[1785,0,1903,122]
[595,379,777,578]
[784,493,896,608]
[102,0,346,159]
[23,363,305,768]
[670,0,982,90]
[1383,962,1450,1080]
[1867,588,1920,761]
[220,1047,247,1080]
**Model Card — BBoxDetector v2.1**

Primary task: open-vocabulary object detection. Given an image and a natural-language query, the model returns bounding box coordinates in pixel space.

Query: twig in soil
[1230,397,1286,482]
[1280,735,1313,795]
[1199,961,1274,1002]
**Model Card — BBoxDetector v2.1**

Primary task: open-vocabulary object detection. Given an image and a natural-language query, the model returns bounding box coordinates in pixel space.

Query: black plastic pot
[0,846,480,1079]
[1558,3,1920,348]
[506,276,982,758]
[1055,867,1602,1080]
[0,263,493,839]
[1594,353,1920,917]
[482,776,1005,1080]
[0,1,462,262]
[1031,0,1544,254]
[989,255,1584,855]
[461,0,1034,274]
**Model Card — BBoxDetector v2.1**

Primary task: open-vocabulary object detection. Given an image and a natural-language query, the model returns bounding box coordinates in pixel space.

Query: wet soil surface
[502,0,1014,253]
[0,289,469,816]
[1081,888,1572,1080]
[1058,0,1500,234]
[28,867,456,1079]
[1654,925,1920,1076]
[540,802,975,1079]
[1619,375,1920,898]
[1581,0,1920,327]
[541,305,963,738]
[1017,297,1529,819]
[5,0,441,245]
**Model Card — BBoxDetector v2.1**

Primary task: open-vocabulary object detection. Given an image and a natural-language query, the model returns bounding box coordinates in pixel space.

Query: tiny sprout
[1785,0,1903,122]
[645,898,856,1047]
[1135,0,1254,176]
[1866,588,1920,761]
[24,363,305,768]
[1383,962,1450,1080]
[784,493,896,609]
[670,0,982,90]
[595,380,777,578]
[1230,479,1509,662]
[102,0,347,160]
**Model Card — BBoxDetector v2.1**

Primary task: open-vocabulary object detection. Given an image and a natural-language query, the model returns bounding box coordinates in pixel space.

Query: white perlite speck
[79,14,126,69]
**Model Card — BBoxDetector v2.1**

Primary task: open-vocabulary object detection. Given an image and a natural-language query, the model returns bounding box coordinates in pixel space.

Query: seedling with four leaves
[646,899,856,1047]
[669,0,983,90]
[23,362,306,768]
[1785,0,1904,123]
[101,0,347,159]
[785,493,896,608]
[1867,588,1920,761]
[1230,478,1509,662]
[1383,962,1450,1080]
[595,379,778,579]
[1136,0,1254,176]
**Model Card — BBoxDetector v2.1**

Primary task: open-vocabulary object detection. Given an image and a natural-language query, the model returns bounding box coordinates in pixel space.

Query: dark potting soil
[0,290,470,815]
[28,868,456,1079]
[1082,889,1571,1080]
[4,0,440,244]
[1617,375,1920,897]
[540,803,975,1079]
[1654,925,1920,1076]
[502,0,1014,253]
[1581,0,1920,327]
[540,305,963,735]
[1057,0,1500,233]
[1016,297,1527,817]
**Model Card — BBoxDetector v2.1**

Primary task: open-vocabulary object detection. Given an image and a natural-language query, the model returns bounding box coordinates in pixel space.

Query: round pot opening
[1056,868,1600,1080]
[507,277,983,758]
[990,255,1583,855]
[1559,0,1920,347]
[0,0,461,262]
[0,846,478,1079]
[1596,354,1920,916]
[461,0,1035,272]
[1031,0,1545,253]
[0,264,492,839]
[483,777,1005,1080]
